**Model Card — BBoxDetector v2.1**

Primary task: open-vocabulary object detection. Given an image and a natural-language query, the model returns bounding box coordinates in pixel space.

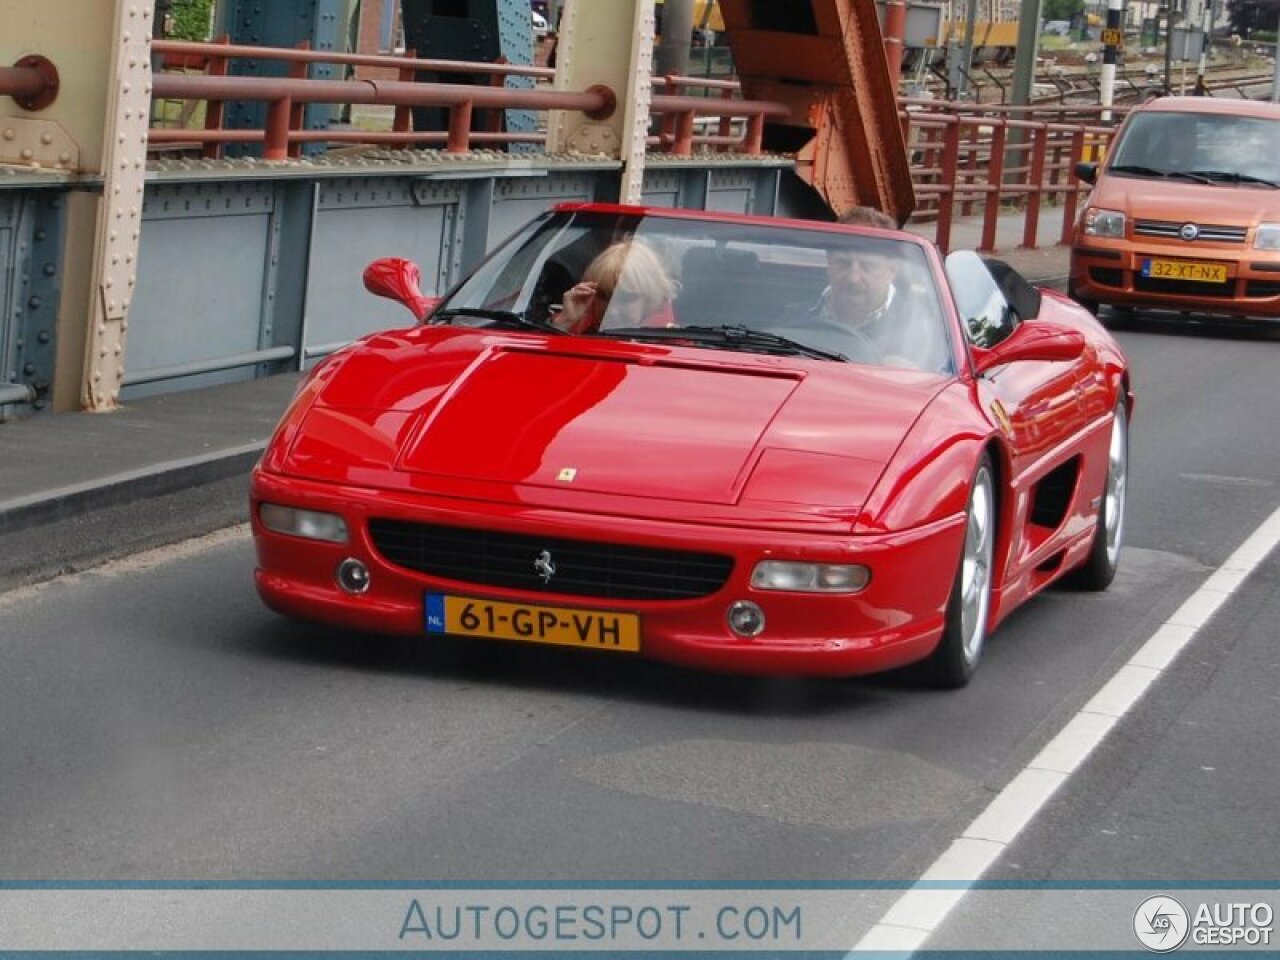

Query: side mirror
[972,319,1086,375]
[1074,161,1098,185]
[983,258,1042,323]
[362,257,441,324]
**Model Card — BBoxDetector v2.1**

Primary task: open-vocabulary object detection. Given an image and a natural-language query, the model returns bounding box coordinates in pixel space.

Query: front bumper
[250,470,967,677]
[1070,241,1280,318]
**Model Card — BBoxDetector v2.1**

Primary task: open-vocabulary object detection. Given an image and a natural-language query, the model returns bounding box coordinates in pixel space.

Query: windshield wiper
[1108,164,1170,178]
[1187,169,1280,188]
[432,307,566,334]
[1109,164,1214,184]
[596,324,847,362]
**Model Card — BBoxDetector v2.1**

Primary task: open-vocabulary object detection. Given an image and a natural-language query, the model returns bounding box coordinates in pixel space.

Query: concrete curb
[0,442,265,537]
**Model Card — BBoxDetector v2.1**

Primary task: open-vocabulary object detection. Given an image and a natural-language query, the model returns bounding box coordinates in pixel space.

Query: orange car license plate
[1141,258,1228,283]
[425,593,640,652]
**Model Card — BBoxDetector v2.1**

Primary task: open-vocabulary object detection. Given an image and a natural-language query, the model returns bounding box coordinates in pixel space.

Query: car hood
[1092,174,1280,224]
[280,330,946,513]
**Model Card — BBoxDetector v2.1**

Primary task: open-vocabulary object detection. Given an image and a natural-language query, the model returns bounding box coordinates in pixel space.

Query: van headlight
[1083,208,1126,238]
[1254,223,1280,251]
[751,560,870,593]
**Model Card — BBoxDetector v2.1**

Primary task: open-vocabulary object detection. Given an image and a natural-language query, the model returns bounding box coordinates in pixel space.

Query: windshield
[1109,110,1280,184]
[439,210,955,374]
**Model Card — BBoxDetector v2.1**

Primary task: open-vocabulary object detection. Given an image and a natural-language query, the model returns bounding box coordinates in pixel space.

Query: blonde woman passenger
[556,240,678,334]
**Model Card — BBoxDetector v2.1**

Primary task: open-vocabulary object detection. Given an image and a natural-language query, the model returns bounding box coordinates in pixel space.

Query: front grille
[1134,220,1248,243]
[1089,267,1124,286]
[1133,274,1234,297]
[368,519,734,601]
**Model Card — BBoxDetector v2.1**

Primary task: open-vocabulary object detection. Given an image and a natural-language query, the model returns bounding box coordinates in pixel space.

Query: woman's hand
[556,281,603,332]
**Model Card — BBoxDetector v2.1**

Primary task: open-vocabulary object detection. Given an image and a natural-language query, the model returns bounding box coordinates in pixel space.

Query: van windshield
[1109,111,1280,186]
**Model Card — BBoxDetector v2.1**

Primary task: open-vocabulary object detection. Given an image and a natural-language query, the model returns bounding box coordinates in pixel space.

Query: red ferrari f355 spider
[251,203,1132,687]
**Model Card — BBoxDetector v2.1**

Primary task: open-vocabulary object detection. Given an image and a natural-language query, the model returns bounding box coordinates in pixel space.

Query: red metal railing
[153,39,556,82]
[144,41,1123,251]
[148,73,620,158]
[653,74,746,152]
[150,40,785,159]
[0,55,59,111]
[900,99,1121,252]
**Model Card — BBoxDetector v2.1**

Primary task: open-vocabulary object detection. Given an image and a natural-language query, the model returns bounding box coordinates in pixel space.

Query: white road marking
[1180,472,1273,488]
[851,503,1280,955]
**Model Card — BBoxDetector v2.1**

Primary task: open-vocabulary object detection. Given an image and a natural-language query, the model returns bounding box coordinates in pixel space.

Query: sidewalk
[0,373,299,535]
[0,208,1072,535]
[905,203,1071,284]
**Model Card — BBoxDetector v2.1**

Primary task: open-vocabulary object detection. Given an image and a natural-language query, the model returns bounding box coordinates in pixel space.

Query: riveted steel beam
[6,191,65,415]
[546,0,652,203]
[718,0,914,223]
[79,1,156,412]
[2,1,155,412]
[217,0,348,157]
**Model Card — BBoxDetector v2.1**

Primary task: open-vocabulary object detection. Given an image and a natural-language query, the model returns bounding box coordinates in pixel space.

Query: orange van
[1069,96,1280,320]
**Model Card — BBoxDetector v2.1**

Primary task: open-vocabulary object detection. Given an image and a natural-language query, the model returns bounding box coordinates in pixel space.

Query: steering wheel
[802,319,886,364]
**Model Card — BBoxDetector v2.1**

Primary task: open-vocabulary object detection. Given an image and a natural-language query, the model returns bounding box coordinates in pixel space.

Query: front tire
[922,453,996,688]
[1069,401,1128,590]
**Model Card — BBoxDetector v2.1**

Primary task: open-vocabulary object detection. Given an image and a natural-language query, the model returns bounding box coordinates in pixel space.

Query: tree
[170,0,215,41]
[1043,0,1084,23]
[1229,0,1280,39]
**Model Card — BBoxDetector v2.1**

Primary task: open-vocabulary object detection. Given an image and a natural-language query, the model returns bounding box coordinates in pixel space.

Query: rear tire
[1069,401,1128,590]
[921,454,996,689]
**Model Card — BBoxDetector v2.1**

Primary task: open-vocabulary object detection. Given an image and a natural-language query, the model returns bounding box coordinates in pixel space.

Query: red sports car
[251,203,1132,686]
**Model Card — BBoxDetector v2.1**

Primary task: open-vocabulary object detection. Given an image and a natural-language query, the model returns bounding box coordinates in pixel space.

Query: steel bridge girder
[718,0,915,223]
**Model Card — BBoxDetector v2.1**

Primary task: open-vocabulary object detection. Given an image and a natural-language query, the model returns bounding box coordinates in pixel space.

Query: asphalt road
[1,311,1277,944]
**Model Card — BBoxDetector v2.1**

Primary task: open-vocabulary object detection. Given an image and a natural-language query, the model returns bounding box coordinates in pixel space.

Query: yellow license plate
[1142,259,1228,283]
[425,593,640,653]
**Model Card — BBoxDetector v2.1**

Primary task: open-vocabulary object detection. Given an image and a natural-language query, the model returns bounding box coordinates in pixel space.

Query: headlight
[1083,207,1126,238]
[258,503,349,543]
[751,560,870,593]
[1254,223,1280,251]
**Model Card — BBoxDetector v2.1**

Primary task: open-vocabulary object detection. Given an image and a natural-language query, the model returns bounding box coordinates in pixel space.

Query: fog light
[726,600,765,638]
[336,557,371,594]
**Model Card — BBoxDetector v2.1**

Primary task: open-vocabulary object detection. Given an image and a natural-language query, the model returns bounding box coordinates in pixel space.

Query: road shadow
[238,613,935,717]
[1103,307,1280,341]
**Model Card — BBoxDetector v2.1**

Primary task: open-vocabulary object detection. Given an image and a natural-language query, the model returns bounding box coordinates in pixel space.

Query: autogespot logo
[1134,895,1191,952]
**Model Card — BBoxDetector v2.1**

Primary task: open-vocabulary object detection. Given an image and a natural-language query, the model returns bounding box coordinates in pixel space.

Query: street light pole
[959,0,979,99]
[655,0,695,78]
[1194,0,1214,92]
[1011,0,1044,107]
[1273,14,1280,101]
[1100,0,1124,120]
[153,0,172,38]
